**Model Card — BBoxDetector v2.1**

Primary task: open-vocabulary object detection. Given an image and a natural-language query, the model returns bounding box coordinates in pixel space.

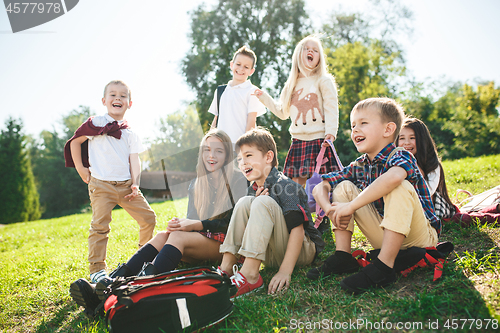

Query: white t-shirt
[87,114,145,181]
[426,166,440,196]
[208,80,266,144]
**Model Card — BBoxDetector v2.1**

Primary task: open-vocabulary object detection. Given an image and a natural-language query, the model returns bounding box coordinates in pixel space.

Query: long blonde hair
[193,129,235,220]
[280,35,332,116]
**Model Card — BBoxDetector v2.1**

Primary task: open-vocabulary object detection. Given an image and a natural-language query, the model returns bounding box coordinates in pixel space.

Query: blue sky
[1,0,499,145]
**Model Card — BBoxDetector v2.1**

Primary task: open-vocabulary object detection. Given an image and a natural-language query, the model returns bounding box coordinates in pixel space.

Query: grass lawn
[0,154,499,332]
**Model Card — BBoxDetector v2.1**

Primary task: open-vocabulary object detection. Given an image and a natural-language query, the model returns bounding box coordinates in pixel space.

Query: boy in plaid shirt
[308,98,440,294]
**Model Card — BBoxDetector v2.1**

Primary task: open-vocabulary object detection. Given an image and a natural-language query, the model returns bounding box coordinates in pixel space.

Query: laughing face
[398,127,417,156]
[237,144,273,186]
[102,83,132,121]
[302,40,320,70]
[350,108,394,161]
[230,54,255,85]
[202,136,227,173]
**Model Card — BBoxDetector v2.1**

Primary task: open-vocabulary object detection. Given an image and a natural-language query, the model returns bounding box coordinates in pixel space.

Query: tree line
[1,0,499,223]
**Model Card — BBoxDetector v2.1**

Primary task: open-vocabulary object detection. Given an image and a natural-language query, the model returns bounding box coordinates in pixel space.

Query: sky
[1,0,499,148]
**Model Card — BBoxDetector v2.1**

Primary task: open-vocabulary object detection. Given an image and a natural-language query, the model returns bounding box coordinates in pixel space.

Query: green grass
[1,155,499,332]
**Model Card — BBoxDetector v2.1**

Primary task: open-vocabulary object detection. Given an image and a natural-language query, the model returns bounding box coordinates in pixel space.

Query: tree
[325,40,406,161]
[401,82,457,159]
[442,82,500,157]
[182,0,309,149]
[30,106,93,218]
[321,0,413,56]
[401,81,500,159]
[318,0,413,161]
[146,105,205,173]
[0,117,40,223]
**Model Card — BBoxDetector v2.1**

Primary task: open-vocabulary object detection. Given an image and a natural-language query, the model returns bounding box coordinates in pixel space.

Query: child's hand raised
[252,89,263,97]
[255,186,269,197]
[323,134,336,146]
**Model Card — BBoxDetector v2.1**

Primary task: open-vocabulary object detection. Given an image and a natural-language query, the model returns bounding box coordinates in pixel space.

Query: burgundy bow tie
[97,120,129,139]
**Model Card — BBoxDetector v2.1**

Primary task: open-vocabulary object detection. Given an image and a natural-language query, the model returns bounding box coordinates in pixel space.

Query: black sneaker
[306,251,360,280]
[69,279,102,318]
[340,263,396,295]
[316,216,331,234]
[96,263,133,301]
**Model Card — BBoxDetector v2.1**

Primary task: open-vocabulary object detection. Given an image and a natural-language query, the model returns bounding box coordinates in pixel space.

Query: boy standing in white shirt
[209,46,266,145]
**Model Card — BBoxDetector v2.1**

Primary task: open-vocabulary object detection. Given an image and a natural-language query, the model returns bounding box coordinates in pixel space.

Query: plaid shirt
[248,167,325,253]
[321,143,441,236]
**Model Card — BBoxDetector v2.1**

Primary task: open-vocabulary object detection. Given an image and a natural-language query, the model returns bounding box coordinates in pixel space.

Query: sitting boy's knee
[252,195,275,206]
[234,195,253,209]
[332,180,358,200]
[390,180,415,196]
[400,180,414,191]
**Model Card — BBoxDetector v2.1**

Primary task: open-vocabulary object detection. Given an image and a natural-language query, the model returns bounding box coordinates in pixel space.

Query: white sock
[90,269,109,283]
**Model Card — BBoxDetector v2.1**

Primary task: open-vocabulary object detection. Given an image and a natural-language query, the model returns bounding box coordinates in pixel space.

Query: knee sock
[126,243,159,275]
[152,244,183,273]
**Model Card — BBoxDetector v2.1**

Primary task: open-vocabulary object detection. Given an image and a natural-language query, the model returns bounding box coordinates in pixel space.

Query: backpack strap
[352,146,405,168]
[399,246,447,281]
[351,250,370,267]
[221,168,235,207]
[313,139,343,174]
[386,147,406,167]
[352,242,453,281]
[215,85,227,128]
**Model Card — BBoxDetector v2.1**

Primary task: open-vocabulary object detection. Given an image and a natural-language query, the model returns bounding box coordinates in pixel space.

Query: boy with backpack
[307,98,440,294]
[209,46,266,146]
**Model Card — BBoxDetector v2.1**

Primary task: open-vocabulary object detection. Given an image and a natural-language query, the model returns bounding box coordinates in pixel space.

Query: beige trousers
[219,195,316,268]
[88,176,156,273]
[333,180,438,249]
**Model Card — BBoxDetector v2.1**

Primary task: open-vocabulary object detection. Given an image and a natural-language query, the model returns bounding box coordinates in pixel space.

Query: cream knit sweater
[259,75,339,141]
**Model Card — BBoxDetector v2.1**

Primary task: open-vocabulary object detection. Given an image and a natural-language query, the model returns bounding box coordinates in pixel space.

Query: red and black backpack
[104,267,235,333]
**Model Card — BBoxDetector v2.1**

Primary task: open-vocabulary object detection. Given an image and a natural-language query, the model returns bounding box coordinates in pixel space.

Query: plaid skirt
[198,231,226,244]
[198,231,245,264]
[283,138,340,178]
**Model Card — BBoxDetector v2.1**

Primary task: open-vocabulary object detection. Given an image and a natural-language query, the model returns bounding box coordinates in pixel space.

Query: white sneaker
[90,269,109,283]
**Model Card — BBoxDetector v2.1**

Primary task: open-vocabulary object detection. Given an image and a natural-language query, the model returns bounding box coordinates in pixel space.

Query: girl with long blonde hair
[120,128,246,273]
[254,35,340,186]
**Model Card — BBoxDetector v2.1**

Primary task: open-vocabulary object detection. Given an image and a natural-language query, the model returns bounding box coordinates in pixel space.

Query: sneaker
[306,251,360,280]
[230,268,263,299]
[340,263,396,295]
[316,216,331,234]
[215,266,231,277]
[96,263,133,301]
[90,269,109,284]
[137,262,159,277]
[69,278,102,318]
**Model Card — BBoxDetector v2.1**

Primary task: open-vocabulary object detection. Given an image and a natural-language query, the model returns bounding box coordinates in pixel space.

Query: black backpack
[104,267,235,333]
[214,85,227,127]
